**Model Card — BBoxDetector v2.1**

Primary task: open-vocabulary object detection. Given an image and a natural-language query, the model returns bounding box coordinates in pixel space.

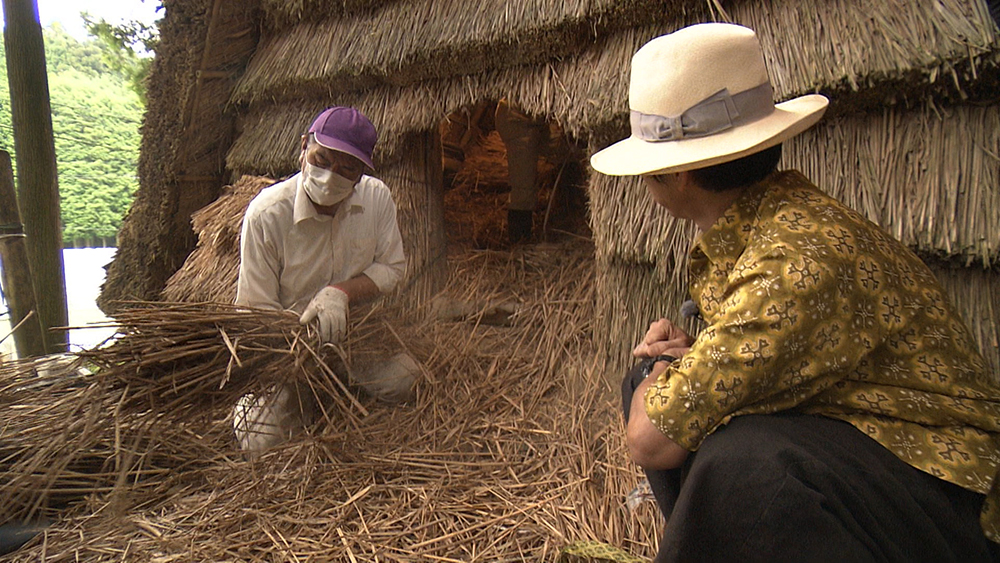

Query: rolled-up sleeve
[361,185,406,293]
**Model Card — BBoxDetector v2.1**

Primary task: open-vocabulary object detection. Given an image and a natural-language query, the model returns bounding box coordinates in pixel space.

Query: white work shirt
[235,173,406,313]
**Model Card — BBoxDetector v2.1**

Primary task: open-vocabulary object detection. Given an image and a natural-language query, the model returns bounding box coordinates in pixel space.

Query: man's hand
[299,286,349,343]
[633,318,694,359]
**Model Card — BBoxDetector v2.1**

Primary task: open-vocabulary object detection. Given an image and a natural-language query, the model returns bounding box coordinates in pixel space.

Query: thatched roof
[259,0,404,29]
[101,0,1000,369]
[160,175,277,304]
[226,0,1000,173]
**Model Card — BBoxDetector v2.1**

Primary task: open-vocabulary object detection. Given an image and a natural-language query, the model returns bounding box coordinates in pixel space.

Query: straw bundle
[3,241,664,562]
[161,175,277,304]
[0,304,371,524]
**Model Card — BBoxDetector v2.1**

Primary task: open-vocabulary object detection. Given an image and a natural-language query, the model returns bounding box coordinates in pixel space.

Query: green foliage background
[0,24,143,245]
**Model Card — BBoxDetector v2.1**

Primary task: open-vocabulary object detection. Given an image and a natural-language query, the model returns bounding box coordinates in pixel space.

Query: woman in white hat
[595,23,1000,561]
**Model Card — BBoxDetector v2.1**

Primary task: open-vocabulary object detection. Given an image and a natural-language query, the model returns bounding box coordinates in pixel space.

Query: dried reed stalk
[0,304,374,524]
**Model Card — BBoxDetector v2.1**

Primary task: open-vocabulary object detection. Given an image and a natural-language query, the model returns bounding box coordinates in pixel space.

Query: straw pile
[161,175,277,304]
[2,240,663,562]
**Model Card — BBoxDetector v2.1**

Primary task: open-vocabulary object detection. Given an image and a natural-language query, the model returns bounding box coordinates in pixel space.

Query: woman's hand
[632,318,695,359]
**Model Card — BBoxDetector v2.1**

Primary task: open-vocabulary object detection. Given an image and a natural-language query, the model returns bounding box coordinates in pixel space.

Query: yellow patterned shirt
[644,170,1000,540]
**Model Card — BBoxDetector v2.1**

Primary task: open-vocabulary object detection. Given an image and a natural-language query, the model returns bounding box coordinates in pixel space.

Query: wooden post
[0,150,46,358]
[423,130,447,298]
[2,0,68,352]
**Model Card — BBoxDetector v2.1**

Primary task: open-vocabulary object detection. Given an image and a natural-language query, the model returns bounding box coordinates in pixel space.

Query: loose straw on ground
[1,240,661,562]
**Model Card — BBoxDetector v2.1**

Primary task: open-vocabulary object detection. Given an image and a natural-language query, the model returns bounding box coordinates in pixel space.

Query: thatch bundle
[161,175,277,304]
[0,305,367,524]
[4,241,664,562]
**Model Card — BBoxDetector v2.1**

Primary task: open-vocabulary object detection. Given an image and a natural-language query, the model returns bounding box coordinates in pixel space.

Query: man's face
[301,138,366,183]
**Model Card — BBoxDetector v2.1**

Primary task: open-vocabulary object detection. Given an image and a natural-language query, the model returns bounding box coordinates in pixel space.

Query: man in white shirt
[233,106,408,451]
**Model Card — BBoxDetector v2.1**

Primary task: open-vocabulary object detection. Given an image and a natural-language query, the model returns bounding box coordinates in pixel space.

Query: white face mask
[302,161,357,206]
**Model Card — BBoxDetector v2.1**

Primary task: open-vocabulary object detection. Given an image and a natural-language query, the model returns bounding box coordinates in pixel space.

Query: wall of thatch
[107,0,1000,380]
[98,0,259,312]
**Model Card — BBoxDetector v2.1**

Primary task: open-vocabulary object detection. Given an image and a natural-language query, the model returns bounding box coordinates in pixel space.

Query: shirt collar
[293,173,366,224]
[691,174,772,266]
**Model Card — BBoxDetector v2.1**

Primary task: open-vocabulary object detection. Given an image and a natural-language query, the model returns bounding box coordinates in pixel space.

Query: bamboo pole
[1,0,68,353]
[0,150,45,358]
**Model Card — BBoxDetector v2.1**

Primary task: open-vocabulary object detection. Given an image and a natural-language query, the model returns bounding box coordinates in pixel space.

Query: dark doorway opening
[438,101,590,251]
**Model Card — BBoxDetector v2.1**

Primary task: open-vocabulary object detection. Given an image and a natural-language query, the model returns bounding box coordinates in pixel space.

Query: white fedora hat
[590,23,829,176]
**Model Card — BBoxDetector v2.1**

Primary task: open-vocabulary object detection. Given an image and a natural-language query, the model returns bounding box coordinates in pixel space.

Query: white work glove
[299,286,349,343]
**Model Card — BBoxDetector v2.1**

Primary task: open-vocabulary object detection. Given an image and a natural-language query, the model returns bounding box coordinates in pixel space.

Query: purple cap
[308,107,377,171]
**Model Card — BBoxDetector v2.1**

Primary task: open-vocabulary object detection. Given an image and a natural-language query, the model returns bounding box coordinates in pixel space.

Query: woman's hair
[689,144,782,192]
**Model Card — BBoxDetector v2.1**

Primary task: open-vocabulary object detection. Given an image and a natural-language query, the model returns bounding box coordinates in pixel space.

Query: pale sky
[1,0,162,42]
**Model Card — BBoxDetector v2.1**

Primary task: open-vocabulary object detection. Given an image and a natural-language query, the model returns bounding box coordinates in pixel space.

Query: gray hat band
[630,82,775,142]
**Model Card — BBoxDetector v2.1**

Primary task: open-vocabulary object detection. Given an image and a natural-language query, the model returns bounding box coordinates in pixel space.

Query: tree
[42,22,107,77]
[49,68,141,244]
[0,25,143,247]
[0,36,13,153]
[82,1,161,103]
[2,0,68,352]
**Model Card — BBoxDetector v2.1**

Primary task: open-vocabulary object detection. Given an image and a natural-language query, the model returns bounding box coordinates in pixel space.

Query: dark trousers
[621,365,1000,563]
